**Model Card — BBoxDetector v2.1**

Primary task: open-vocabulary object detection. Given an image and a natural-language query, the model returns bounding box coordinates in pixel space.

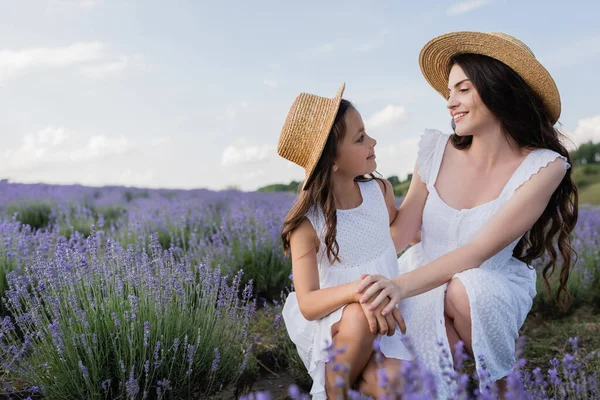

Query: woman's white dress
[397,129,570,398]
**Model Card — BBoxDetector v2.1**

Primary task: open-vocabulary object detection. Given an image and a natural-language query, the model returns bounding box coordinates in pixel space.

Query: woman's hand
[357,274,405,316]
[360,295,406,336]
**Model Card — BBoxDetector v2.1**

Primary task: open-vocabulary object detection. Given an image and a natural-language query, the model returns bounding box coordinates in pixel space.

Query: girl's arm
[290,218,362,321]
[390,163,429,253]
[359,157,568,315]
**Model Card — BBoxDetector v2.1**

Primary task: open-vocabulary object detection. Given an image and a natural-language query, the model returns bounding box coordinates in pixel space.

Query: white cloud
[311,42,335,55]
[2,127,132,172]
[79,0,99,8]
[80,54,143,79]
[59,0,101,7]
[568,115,600,149]
[263,79,278,88]
[375,137,420,180]
[70,135,130,162]
[0,42,105,81]
[117,168,155,187]
[297,42,336,60]
[0,42,142,81]
[221,139,275,167]
[447,0,493,16]
[151,136,171,147]
[354,40,380,53]
[36,127,71,146]
[366,105,407,130]
[225,107,236,121]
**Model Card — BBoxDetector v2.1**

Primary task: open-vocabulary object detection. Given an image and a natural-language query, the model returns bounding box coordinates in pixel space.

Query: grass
[236,303,600,398]
[5,201,54,230]
[521,306,600,373]
[579,182,600,206]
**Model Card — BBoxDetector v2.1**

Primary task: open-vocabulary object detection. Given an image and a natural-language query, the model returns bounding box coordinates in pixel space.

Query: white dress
[282,179,413,399]
[397,129,571,398]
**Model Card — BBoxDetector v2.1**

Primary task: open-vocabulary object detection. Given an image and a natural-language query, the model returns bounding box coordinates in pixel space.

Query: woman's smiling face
[447,63,499,136]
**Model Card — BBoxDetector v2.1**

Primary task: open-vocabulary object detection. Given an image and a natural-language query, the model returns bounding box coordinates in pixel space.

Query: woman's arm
[390,163,429,253]
[358,158,568,315]
[290,218,361,321]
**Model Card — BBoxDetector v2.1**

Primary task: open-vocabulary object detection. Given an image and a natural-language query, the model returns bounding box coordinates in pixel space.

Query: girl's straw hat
[277,83,345,190]
[419,31,561,124]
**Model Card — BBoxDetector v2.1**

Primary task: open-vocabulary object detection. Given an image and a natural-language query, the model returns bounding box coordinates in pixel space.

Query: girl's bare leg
[356,352,403,398]
[326,303,378,399]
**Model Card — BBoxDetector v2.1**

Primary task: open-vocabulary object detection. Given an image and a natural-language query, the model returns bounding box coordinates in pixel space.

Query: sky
[1,0,599,191]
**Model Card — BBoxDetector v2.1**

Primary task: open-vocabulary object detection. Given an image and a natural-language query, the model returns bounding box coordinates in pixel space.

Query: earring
[333,165,338,172]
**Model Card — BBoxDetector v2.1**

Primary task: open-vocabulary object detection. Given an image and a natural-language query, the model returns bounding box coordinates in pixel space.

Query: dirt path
[207,371,297,400]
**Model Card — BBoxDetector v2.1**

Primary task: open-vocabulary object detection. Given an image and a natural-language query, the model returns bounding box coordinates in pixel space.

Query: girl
[279,83,412,399]
[356,32,578,398]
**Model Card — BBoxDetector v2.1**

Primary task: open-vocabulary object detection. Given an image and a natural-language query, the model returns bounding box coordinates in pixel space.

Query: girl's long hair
[281,100,383,263]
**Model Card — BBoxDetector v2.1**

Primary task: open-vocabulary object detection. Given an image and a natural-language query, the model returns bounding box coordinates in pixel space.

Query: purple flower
[548,368,561,386]
[48,319,64,355]
[288,385,301,399]
[334,375,345,388]
[255,392,272,400]
[377,367,389,388]
[211,347,221,372]
[143,321,150,347]
[125,367,139,399]
[273,314,282,329]
[157,378,171,391]
[78,360,89,379]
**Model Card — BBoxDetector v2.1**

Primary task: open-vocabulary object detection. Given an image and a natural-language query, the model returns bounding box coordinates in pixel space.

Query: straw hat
[277,83,346,190]
[419,31,561,124]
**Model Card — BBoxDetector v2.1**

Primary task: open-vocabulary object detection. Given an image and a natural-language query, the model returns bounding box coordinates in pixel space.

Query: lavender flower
[78,360,89,379]
[211,347,221,372]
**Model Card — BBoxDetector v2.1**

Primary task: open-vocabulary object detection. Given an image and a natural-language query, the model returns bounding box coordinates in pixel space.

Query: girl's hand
[357,274,405,316]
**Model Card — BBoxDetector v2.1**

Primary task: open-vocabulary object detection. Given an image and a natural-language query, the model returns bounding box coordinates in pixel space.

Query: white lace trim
[505,149,570,197]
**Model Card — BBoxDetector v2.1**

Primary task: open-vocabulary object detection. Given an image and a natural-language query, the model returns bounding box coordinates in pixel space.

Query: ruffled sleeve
[417,129,446,186]
[505,149,570,197]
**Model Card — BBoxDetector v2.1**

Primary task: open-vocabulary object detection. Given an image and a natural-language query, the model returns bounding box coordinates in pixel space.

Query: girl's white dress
[282,179,413,399]
[397,129,570,398]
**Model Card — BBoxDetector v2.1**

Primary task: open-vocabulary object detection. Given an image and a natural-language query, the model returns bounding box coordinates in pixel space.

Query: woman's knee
[445,278,471,320]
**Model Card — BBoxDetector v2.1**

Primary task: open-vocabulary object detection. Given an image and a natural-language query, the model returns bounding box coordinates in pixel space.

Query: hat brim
[301,83,346,190]
[419,31,561,124]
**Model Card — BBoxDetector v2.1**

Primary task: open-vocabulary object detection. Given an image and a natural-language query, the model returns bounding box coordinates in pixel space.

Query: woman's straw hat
[419,31,561,124]
[277,83,346,190]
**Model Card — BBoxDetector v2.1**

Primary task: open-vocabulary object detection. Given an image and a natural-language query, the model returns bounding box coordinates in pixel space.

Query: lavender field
[0,181,599,399]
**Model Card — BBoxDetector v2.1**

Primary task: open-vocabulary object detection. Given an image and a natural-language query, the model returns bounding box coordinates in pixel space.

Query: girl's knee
[338,303,375,340]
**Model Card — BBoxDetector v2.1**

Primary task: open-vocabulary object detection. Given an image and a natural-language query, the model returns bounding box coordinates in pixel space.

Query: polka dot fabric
[282,179,413,399]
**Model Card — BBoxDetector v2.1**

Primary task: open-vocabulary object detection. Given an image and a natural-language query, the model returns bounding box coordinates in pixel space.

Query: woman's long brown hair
[450,54,579,310]
[281,100,383,264]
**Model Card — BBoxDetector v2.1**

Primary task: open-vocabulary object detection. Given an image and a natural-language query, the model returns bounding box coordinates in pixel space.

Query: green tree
[571,141,600,165]
[387,175,401,186]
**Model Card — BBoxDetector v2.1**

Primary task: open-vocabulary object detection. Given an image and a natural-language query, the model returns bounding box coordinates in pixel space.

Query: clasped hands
[355,273,406,336]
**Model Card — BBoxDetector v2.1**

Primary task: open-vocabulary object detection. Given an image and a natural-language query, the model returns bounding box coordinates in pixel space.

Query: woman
[356,31,578,398]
